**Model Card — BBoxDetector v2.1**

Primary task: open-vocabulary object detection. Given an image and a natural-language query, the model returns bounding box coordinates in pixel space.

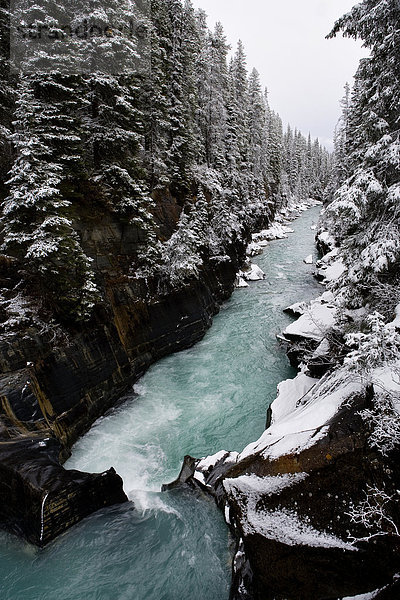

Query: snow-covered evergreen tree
[1,0,334,308]
[2,75,99,321]
[323,0,400,309]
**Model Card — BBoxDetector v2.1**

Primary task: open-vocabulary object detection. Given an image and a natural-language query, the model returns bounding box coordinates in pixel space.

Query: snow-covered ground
[340,589,389,600]
[282,291,337,341]
[223,472,355,550]
[316,247,346,283]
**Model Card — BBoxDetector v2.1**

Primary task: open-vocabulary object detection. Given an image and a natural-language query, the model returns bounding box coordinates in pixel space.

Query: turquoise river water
[0,206,321,600]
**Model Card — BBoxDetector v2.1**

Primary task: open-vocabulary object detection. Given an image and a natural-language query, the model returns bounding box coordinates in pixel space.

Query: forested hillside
[322,0,400,315]
[0,0,331,327]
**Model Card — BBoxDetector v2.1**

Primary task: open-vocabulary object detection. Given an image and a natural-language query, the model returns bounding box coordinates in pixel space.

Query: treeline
[322,0,400,313]
[0,0,332,322]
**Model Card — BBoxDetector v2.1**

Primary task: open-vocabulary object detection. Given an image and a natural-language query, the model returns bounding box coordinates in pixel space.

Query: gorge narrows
[0,206,321,599]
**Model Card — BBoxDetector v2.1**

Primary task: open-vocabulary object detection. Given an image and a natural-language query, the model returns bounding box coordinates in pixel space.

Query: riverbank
[182,224,400,599]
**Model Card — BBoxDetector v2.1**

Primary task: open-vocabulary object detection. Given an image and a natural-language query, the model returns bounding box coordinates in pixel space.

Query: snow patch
[239,369,364,461]
[245,507,355,550]
[340,588,387,600]
[284,301,308,316]
[241,264,266,282]
[321,259,346,283]
[252,223,294,243]
[224,472,307,498]
[317,230,336,252]
[224,474,354,551]
[196,450,238,474]
[235,276,249,288]
[283,295,337,341]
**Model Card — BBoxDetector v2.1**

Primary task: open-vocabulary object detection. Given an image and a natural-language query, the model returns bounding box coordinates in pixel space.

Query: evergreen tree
[2,75,98,321]
[323,0,400,307]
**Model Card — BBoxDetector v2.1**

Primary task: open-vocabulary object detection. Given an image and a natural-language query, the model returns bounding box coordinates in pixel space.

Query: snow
[193,471,206,485]
[319,248,339,263]
[239,369,364,461]
[316,249,345,283]
[235,276,249,288]
[284,301,308,316]
[283,296,337,341]
[391,304,400,329]
[224,506,231,524]
[224,474,354,551]
[252,223,294,243]
[197,450,229,472]
[304,254,313,264]
[323,259,346,282]
[311,338,331,359]
[245,507,355,550]
[370,360,400,415]
[340,589,387,600]
[224,472,307,498]
[272,373,319,424]
[196,450,238,474]
[317,230,336,251]
[246,241,264,257]
[241,264,266,282]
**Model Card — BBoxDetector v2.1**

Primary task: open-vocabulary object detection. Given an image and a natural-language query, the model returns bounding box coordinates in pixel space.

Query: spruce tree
[324,0,400,306]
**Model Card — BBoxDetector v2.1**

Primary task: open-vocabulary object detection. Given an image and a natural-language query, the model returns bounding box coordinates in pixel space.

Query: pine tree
[0,1,13,201]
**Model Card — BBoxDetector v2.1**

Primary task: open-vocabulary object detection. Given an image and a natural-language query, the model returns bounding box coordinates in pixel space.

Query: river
[0,206,321,600]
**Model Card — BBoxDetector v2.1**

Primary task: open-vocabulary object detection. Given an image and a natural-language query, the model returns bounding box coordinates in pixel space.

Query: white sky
[191,0,368,150]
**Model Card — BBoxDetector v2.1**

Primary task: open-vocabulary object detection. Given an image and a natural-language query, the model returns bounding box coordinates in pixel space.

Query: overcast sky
[190,0,368,150]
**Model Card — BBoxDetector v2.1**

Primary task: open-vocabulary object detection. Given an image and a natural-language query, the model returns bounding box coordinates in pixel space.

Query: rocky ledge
[173,240,400,599]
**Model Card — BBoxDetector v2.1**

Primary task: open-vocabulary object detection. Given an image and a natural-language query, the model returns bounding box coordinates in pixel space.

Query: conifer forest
[0,1,399,599]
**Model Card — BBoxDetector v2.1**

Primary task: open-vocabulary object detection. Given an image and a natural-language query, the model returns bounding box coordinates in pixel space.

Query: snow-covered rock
[283,301,308,317]
[315,247,346,283]
[224,472,354,550]
[311,338,331,359]
[283,295,337,341]
[235,276,249,288]
[246,241,264,257]
[304,254,313,264]
[252,223,294,243]
[319,259,346,283]
[239,369,364,462]
[241,264,266,282]
[316,230,336,254]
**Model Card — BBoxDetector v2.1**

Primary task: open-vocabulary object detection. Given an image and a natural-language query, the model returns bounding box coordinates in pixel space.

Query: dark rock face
[0,437,127,546]
[186,388,400,600]
[0,191,270,545]
[243,534,400,600]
